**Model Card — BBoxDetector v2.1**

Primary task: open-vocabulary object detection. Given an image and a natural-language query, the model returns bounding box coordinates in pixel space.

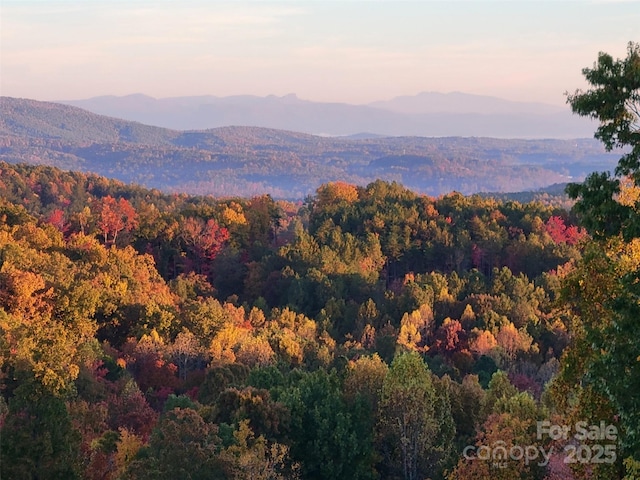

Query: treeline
[0,163,626,479]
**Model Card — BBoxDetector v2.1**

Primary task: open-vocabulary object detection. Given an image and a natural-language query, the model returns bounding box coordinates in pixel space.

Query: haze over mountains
[0,96,618,198]
[61,91,596,139]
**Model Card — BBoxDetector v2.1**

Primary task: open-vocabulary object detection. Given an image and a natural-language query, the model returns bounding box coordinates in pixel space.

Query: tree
[450,375,542,480]
[343,354,389,415]
[124,408,225,479]
[470,329,497,357]
[397,304,433,353]
[96,196,138,245]
[433,318,465,355]
[107,380,158,440]
[246,195,282,252]
[169,329,203,381]
[180,217,230,261]
[566,41,640,238]
[449,375,486,451]
[279,369,377,480]
[562,42,640,473]
[1,378,82,479]
[377,352,438,480]
[218,420,296,480]
[554,238,635,477]
[214,387,289,442]
[315,182,359,209]
[46,208,69,234]
[495,321,533,361]
[112,428,144,479]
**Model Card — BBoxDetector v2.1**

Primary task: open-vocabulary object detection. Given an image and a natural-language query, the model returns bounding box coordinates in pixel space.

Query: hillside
[0,96,621,198]
[0,161,604,479]
[0,97,175,145]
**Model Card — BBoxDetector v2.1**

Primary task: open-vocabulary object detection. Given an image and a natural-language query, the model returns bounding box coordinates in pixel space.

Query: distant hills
[61,91,596,139]
[0,96,620,198]
[368,91,565,115]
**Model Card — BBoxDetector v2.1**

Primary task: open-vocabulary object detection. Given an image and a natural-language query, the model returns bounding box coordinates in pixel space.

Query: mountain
[60,92,596,139]
[0,96,620,198]
[368,91,564,115]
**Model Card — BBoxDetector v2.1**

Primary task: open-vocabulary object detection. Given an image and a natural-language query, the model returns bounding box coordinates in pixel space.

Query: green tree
[0,378,81,479]
[125,407,225,479]
[279,369,377,480]
[560,41,640,475]
[566,41,640,238]
[377,352,438,480]
[344,354,388,414]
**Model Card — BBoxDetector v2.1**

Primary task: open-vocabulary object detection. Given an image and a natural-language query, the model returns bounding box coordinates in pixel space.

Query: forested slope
[1,162,620,479]
[0,96,620,197]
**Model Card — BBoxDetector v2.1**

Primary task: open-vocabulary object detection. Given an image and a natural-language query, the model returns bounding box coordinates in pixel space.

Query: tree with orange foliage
[434,318,466,354]
[96,196,138,245]
[470,329,498,357]
[315,181,359,208]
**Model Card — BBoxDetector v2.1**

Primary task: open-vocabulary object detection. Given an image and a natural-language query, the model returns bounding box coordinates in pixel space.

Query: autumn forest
[1,42,640,480]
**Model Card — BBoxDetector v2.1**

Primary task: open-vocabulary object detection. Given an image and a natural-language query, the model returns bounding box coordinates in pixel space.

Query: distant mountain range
[60,92,596,139]
[0,96,619,198]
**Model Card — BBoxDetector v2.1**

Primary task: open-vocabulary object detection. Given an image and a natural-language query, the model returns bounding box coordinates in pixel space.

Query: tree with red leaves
[46,208,69,234]
[180,217,230,261]
[179,217,231,277]
[545,216,569,244]
[97,196,138,246]
[545,216,586,245]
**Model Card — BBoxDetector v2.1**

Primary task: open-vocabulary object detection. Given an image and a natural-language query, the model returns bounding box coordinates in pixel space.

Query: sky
[1,1,638,106]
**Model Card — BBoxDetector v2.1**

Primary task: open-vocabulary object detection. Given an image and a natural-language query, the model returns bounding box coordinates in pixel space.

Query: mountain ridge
[59,91,594,138]
[368,91,565,115]
[0,96,619,199]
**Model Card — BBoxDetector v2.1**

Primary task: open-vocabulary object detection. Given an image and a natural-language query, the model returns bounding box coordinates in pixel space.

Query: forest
[0,160,627,479]
[1,42,639,479]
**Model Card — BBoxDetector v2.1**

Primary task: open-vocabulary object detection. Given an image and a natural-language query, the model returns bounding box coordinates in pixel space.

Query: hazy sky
[1,1,638,105]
